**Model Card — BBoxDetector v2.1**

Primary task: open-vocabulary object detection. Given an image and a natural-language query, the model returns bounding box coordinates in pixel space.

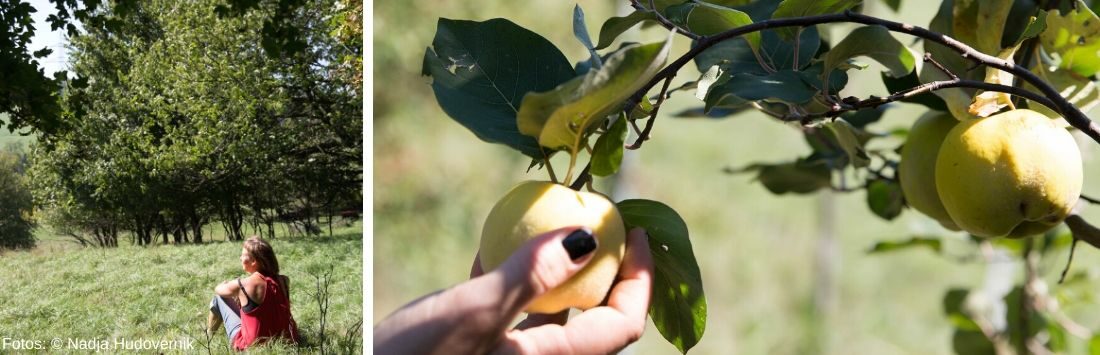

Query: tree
[0,148,35,250]
[28,0,362,245]
[421,0,1100,353]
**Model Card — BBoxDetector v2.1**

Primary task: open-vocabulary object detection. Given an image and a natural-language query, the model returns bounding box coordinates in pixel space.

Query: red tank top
[233,275,300,350]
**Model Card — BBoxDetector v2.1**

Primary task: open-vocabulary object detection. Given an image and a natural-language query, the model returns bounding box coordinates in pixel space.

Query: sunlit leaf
[517,36,672,152]
[665,2,759,52]
[1042,1,1100,77]
[1025,65,1099,119]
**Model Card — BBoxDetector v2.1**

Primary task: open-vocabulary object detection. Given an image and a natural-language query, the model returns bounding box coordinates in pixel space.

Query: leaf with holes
[1042,2,1100,77]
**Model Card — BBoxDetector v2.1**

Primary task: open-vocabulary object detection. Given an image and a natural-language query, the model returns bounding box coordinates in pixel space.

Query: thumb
[496,226,598,312]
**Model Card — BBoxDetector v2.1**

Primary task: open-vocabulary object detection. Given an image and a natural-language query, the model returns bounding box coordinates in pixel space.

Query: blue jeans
[210,295,242,343]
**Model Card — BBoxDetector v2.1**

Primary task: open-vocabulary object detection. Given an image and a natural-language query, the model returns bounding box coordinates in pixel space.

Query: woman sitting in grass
[208,236,301,350]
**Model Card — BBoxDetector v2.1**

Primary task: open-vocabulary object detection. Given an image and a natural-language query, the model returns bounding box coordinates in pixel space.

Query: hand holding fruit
[373,181,653,354]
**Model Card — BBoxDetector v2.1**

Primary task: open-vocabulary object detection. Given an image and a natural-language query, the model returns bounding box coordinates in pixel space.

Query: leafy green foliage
[517,37,671,152]
[594,10,657,50]
[771,0,861,40]
[590,115,628,177]
[821,25,916,79]
[666,1,759,50]
[865,179,903,220]
[1041,2,1100,77]
[0,150,34,250]
[618,199,706,354]
[819,119,871,168]
[423,18,575,159]
[736,160,832,195]
[30,0,361,246]
[868,236,941,254]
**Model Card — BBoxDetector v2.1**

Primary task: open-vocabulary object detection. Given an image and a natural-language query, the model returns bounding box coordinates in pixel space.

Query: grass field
[0,221,364,354]
[374,1,1100,354]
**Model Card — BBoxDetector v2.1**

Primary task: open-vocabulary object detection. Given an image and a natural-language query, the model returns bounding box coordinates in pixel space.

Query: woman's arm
[214,279,240,298]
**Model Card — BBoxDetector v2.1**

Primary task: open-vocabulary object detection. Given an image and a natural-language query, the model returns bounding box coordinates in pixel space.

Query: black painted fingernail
[562,228,597,261]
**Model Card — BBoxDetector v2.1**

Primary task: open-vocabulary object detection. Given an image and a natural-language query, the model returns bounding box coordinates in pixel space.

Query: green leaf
[590,114,628,177]
[921,0,982,120]
[881,70,949,112]
[665,2,759,51]
[1047,321,1068,353]
[842,106,889,129]
[748,160,832,194]
[517,37,672,152]
[1004,287,1046,352]
[822,25,917,79]
[943,288,981,331]
[1089,334,1100,355]
[771,0,861,40]
[868,236,941,254]
[820,119,871,168]
[573,5,602,70]
[703,70,820,106]
[422,18,575,159]
[1024,62,1099,118]
[953,328,996,355]
[1042,1,1100,77]
[866,179,904,220]
[594,10,657,50]
[694,25,820,74]
[974,0,1014,56]
[618,199,706,354]
[884,0,901,12]
[1015,9,1047,45]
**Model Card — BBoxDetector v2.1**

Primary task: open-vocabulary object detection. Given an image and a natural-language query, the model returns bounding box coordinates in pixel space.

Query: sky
[27,0,73,76]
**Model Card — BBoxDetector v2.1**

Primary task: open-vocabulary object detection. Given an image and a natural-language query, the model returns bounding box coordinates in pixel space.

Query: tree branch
[1064,215,1100,250]
[800,78,1057,122]
[626,74,675,150]
[624,10,1100,145]
[631,0,701,41]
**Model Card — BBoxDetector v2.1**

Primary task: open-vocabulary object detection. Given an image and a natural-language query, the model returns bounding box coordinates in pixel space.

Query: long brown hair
[243,236,280,276]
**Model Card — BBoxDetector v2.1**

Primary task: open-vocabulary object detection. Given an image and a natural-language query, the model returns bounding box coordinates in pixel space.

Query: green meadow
[0,222,363,354]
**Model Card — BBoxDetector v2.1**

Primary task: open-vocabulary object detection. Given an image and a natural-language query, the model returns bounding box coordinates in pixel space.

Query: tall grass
[0,222,363,354]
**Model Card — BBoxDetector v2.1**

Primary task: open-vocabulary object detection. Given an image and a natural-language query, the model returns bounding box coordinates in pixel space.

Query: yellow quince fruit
[899,112,961,231]
[479,181,626,313]
[935,109,1082,238]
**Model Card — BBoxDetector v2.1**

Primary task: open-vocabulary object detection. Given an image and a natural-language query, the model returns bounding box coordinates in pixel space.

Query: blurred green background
[373,1,1100,353]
